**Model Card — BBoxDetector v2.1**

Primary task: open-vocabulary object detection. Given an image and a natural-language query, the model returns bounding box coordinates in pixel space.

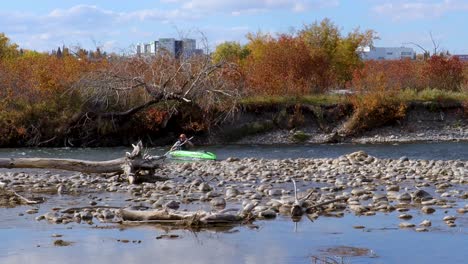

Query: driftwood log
[119,202,257,227]
[0,141,164,184]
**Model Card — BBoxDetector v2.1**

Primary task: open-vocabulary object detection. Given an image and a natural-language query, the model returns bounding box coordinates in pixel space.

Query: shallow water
[0,141,467,160]
[0,142,467,264]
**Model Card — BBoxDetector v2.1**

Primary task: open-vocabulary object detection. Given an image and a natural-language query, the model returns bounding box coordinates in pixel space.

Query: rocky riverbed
[1,151,466,232]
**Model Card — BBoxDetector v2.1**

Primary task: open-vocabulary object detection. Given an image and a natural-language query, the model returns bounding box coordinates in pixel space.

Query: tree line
[0,19,466,147]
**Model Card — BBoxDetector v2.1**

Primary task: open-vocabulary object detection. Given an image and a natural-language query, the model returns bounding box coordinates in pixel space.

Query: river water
[0,142,467,264]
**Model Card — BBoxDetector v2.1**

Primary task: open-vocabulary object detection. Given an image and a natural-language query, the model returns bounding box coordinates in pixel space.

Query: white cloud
[0,5,197,51]
[180,0,339,14]
[372,0,468,21]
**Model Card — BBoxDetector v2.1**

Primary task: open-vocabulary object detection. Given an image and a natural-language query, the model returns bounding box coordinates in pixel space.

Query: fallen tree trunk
[0,157,126,173]
[0,141,164,184]
[119,202,257,227]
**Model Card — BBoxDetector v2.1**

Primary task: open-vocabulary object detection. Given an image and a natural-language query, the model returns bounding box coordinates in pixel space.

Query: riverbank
[216,101,468,145]
[0,149,466,263]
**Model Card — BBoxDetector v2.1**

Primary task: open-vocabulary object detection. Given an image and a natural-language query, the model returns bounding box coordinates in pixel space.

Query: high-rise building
[136,37,204,58]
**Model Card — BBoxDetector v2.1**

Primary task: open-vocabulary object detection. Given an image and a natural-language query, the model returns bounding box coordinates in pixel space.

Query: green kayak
[168,150,217,160]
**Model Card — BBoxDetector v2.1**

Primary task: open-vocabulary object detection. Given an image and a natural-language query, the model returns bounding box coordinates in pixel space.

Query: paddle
[167,136,194,155]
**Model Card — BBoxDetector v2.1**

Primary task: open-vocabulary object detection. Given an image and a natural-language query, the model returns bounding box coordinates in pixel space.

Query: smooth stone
[198,183,212,192]
[399,222,415,228]
[398,192,412,201]
[164,200,180,210]
[386,185,399,192]
[419,220,432,227]
[412,189,433,202]
[443,215,456,221]
[268,189,282,196]
[421,206,435,214]
[259,209,277,219]
[226,188,239,198]
[399,213,413,220]
[210,198,226,207]
[415,227,428,232]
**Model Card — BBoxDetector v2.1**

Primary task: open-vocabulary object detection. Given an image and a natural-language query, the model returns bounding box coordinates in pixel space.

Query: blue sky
[1,0,467,54]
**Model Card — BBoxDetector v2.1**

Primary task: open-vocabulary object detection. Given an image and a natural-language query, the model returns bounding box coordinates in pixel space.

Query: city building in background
[453,54,468,62]
[360,46,416,60]
[136,38,203,58]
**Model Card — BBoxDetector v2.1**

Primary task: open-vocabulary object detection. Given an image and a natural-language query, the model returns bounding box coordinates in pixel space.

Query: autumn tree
[212,41,249,64]
[0,33,19,60]
[299,18,378,88]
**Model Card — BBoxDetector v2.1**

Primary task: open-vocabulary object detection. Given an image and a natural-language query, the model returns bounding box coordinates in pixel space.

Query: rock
[372,194,388,202]
[268,189,282,196]
[226,188,240,198]
[80,211,93,221]
[259,209,277,219]
[399,222,415,228]
[351,189,366,196]
[164,200,180,210]
[419,220,432,227]
[353,225,365,229]
[210,198,226,207]
[421,206,435,214]
[53,239,72,246]
[398,213,413,220]
[397,192,412,202]
[457,208,467,214]
[386,185,399,192]
[26,208,39,214]
[443,215,456,222]
[198,183,211,192]
[415,228,428,232]
[412,190,433,202]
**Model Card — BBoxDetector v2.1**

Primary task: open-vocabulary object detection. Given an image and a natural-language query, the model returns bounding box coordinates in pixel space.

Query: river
[0,142,467,264]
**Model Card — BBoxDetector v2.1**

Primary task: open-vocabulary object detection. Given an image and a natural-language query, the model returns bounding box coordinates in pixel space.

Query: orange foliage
[0,51,106,146]
[244,35,314,96]
[423,55,464,91]
[353,56,465,92]
[352,59,423,91]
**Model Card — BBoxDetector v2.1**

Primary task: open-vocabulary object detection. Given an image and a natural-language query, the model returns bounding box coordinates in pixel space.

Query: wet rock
[259,209,277,219]
[226,188,240,198]
[397,192,412,202]
[198,183,212,192]
[421,206,435,214]
[80,211,93,221]
[443,215,456,222]
[210,198,226,207]
[415,227,428,232]
[53,239,72,246]
[419,220,432,227]
[268,189,282,196]
[26,208,39,214]
[412,190,433,202]
[164,200,180,210]
[386,185,399,192]
[398,214,413,220]
[372,194,388,202]
[399,222,415,228]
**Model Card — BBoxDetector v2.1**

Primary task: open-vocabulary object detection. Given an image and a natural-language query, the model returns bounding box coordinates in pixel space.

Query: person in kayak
[170,134,194,151]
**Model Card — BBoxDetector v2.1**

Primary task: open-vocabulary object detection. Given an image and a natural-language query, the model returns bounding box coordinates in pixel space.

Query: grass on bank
[240,88,468,107]
[239,93,345,106]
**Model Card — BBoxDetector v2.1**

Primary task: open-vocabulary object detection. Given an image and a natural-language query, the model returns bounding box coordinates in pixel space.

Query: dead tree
[0,141,162,184]
[62,47,243,146]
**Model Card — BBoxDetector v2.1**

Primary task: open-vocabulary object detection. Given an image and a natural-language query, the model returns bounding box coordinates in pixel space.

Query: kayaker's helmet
[179,134,187,140]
